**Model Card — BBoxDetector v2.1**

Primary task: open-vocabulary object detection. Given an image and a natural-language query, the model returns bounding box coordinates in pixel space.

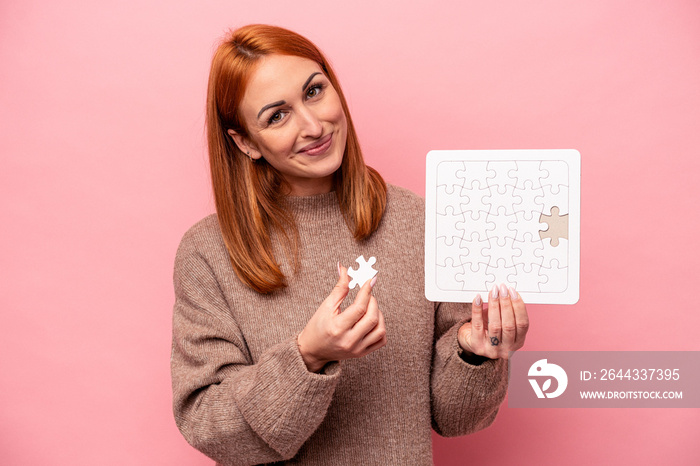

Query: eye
[305,83,325,99]
[268,110,284,125]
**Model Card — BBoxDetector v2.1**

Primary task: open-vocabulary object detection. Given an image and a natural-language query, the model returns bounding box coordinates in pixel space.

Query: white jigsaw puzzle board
[425,149,580,304]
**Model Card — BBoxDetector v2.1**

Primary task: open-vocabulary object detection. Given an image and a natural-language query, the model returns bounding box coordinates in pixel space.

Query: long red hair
[206,24,387,293]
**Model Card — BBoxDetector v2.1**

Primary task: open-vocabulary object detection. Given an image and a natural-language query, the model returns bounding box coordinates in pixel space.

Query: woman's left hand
[457,283,529,360]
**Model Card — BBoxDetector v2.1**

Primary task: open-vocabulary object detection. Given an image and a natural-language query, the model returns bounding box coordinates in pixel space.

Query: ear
[227,129,262,160]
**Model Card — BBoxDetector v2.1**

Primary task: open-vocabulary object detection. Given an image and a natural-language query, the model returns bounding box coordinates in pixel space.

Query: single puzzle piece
[508,160,549,190]
[485,206,518,244]
[510,210,549,242]
[507,263,548,292]
[456,262,495,293]
[512,232,545,273]
[538,259,568,292]
[436,206,466,245]
[436,184,467,215]
[437,161,467,194]
[456,210,493,242]
[436,235,469,267]
[460,161,494,190]
[537,185,569,216]
[540,160,568,193]
[347,255,378,289]
[486,160,518,194]
[539,206,569,247]
[513,180,545,220]
[457,232,491,272]
[436,257,465,291]
[484,183,522,215]
[459,180,491,220]
[485,258,517,290]
[482,236,522,267]
[535,237,568,269]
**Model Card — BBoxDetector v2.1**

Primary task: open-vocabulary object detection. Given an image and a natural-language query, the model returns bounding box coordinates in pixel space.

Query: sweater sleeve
[430,301,508,437]
[170,240,341,465]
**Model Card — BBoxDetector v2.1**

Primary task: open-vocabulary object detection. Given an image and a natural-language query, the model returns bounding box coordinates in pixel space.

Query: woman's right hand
[297,264,386,373]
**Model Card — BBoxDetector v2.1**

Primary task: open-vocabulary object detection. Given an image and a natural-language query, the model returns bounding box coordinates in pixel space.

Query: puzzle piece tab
[539,259,568,292]
[486,161,518,193]
[437,206,466,244]
[437,161,466,193]
[459,161,493,190]
[509,161,548,189]
[456,262,495,293]
[460,180,490,220]
[507,263,548,292]
[540,160,568,191]
[436,258,465,291]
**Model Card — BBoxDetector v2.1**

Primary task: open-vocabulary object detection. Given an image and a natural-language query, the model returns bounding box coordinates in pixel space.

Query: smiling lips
[298,133,332,156]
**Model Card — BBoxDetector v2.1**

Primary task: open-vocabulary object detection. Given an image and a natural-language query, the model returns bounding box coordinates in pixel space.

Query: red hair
[206,24,386,294]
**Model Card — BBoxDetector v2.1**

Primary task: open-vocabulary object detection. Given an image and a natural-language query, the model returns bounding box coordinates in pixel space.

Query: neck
[284,175,333,197]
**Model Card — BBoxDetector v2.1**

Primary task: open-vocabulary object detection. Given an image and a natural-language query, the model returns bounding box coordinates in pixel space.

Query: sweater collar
[285,191,342,224]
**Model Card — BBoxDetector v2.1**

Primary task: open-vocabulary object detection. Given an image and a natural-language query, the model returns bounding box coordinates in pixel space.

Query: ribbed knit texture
[171,185,508,465]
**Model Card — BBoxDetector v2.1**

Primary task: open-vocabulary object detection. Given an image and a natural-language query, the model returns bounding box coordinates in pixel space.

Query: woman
[171,24,528,465]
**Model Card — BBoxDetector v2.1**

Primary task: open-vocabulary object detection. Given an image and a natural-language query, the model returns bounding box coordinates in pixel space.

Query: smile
[298,133,332,156]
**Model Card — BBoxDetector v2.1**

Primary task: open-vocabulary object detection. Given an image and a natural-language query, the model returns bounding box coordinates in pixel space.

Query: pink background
[2,1,699,464]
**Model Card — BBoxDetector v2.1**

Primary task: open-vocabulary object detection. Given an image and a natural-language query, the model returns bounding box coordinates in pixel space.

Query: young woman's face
[231,54,348,196]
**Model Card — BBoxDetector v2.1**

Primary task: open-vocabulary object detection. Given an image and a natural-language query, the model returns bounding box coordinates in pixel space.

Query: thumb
[458,321,474,352]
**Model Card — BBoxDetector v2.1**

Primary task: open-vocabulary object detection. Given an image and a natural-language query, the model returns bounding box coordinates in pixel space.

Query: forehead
[243,54,325,107]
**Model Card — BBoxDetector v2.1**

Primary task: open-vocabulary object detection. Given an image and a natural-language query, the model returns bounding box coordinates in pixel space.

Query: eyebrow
[301,72,322,91]
[256,72,324,120]
[257,100,285,119]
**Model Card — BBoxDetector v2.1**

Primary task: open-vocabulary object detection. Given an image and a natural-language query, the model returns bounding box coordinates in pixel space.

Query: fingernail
[509,286,519,300]
[337,261,341,277]
[499,283,508,298]
[473,294,482,306]
[491,284,499,299]
[370,275,378,288]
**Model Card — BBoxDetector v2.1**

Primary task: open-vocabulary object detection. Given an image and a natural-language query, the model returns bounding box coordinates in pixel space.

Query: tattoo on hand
[490,336,500,346]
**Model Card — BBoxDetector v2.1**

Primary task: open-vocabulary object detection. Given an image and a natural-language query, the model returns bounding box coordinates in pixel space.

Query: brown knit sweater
[171,184,508,465]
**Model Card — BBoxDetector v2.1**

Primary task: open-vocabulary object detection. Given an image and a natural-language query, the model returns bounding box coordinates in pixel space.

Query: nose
[297,106,323,139]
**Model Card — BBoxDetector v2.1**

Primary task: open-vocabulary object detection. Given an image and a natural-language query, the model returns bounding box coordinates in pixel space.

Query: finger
[337,275,375,328]
[362,332,387,355]
[362,304,385,345]
[463,294,485,354]
[470,294,485,337]
[353,274,376,309]
[324,265,350,312]
[351,295,380,340]
[509,287,529,349]
[487,284,502,349]
[499,283,517,348]
[361,309,387,355]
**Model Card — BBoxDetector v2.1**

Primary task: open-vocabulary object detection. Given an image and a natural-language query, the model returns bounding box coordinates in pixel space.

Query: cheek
[339,112,348,148]
[258,129,296,158]
[330,101,348,144]
[322,90,346,126]
[333,100,347,127]
[337,104,347,129]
